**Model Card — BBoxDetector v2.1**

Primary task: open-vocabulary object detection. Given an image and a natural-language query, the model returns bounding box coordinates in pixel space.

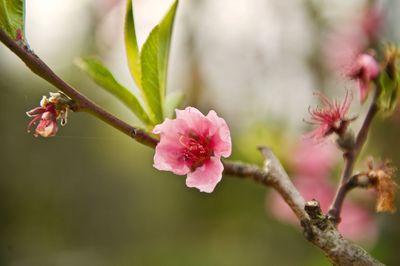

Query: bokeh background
[1,0,400,265]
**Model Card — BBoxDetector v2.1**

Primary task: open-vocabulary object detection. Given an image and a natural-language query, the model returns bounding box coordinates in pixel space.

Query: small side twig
[328,85,381,224]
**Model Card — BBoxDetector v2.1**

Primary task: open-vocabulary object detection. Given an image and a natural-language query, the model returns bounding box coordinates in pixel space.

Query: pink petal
[359,54,380,78]
[26,107,46,117]
[358,78,370,103]
[294,138,338,177]
[153,117,187,138]
[176,107,212,136]
[153,142,190,175]
[206,110,232,158]
[186,157,224,193]
[35,119,58,137]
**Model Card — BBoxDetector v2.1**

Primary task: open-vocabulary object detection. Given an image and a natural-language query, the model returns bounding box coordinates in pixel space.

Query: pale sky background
[2,0,398,131]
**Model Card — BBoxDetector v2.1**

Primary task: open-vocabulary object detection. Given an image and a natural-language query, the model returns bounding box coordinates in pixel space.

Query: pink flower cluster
[269,139,378,245]
[153,107,231,193]
[26,92,70,137]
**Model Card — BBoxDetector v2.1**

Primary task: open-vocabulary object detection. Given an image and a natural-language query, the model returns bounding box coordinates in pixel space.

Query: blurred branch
[328,86,381,223]
[0,28,383,265]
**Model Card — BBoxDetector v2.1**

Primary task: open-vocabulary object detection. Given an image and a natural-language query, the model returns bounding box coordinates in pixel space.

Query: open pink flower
[347,54,380,103]
[26,92,70,137]
[153,107,231,193]
[306,91,353,140]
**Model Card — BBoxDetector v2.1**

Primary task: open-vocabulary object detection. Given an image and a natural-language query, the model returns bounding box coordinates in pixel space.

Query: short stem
[328,85,381,224]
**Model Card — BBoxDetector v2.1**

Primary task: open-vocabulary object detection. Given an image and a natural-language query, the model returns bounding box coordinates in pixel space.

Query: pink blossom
[26,93,70,137]
[153,107,231,193]
[269,176,333,223]
[293,138,338,177]
[339,201,378,244]
[306,91,353,140]
[347,54,380,103]
[360,4,383,42]
[323,4,381,75]
[324,30,367,73]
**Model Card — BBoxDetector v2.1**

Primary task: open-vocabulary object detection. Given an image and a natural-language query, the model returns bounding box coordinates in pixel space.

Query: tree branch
[0,29,158,148]
[225,147,383,265]
[328,86,381,223]
[0,29,384,265]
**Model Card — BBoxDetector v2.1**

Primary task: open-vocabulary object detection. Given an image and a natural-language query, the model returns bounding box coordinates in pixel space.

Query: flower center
[179,131,213,170]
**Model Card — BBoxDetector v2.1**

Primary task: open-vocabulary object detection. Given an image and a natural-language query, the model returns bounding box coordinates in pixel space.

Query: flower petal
[153,142,190,175]
[206,110,232,157]
[186,157,224,193]
[34,119,58,137]
[176,107,212,136]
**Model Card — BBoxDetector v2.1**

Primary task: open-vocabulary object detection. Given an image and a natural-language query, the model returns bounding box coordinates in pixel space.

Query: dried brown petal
[366,160,398,213]
[375,172,397,213]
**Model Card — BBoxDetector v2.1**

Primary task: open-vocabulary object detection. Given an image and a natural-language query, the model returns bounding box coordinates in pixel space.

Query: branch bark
[0,29,384,265]
[328,87,381,223]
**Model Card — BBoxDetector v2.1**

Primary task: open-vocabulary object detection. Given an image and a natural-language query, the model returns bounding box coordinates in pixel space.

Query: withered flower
[366,159,398,213]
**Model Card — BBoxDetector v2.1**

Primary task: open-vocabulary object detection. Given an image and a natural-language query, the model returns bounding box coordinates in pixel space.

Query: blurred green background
[1,0,400,265]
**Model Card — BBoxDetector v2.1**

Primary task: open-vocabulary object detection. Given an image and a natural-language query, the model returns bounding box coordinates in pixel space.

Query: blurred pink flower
[269,176,378,244]
[339,201,378,244]
[293,138,338,177]
[347,54,380,103]
[306,91,353,140]
[324,3,382,74]
[153,107,231,193]
[360,4,383,42]
[269,137,378,245]
[324,29,367,73]
[26,93,70,138]
[269,176,333,223]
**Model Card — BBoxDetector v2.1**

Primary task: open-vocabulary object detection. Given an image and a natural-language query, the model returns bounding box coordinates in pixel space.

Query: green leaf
[124,0,141,88]
[0,0,25,39]
[139,0,179,124]
[378,70,399,116]
[140,26,163,124]
[164,91,184,118]
[158,0,179,101]
[75,57,152,125]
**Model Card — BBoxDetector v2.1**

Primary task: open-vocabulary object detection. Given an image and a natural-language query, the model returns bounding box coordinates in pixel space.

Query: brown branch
[328,86,381,223]
[226,148,383,265]
[0,29,384,265]
[0,29,158,148]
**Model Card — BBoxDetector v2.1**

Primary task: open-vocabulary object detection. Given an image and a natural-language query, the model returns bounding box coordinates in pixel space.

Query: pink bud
[347,54,380,103]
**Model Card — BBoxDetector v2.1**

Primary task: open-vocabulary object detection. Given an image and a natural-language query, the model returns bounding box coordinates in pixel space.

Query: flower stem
[328,85,381,224]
